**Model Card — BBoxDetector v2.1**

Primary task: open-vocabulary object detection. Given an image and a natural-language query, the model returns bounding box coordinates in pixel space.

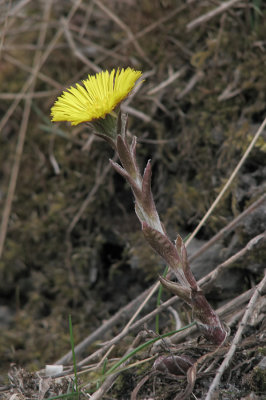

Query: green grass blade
[155,265,168,334]
[69,314,79,394]
[104,322,195,378]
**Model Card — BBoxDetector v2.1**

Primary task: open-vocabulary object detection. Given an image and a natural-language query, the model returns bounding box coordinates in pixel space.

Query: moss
[257,347,266,357]
[252,366,266,393]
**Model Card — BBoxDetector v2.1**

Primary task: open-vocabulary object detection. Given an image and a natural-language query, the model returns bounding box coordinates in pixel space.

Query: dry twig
[186,117,266,248]
[206,270,266,399]
[147,67,187,96]
[0,0,83,257]
[189,193,266,263]
[187,0,242,31]
[93,0,151,66]
[0,0,52,257]
[200,231,266,291]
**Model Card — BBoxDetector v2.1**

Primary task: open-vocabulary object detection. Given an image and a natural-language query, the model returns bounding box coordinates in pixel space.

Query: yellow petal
[51,67,143,126]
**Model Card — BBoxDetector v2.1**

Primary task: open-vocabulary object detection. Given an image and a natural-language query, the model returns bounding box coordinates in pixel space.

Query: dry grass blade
[206,270,266,399]
[187,0,242,31]
[186,117,266,248]
[55,196,265,368]
[130,373,153,400]
[147,67,187,96]
[63,18,101,73]
[0,0,83,258]
[55,284,153,366]
[189,193,266,263]
[3,53,62,89]
[0,0,53,257]
[93,0,152,66]
[199,231,266,291]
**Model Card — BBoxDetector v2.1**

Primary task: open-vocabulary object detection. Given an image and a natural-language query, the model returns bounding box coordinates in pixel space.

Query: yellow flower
[51,68,143,126]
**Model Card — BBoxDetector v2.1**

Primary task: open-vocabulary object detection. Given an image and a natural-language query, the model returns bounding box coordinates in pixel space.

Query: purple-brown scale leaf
[130,136,137,159]
[142,222,180,267]
[153,354,195,375]
[109,159,142,200]
[141,160,157,216]
[116,135,137,177]
[159,276,191,303]
[142,223,189,286]
[177,236,198,290]
[191,289,227,345]
[94,132,116,149]
[116,111,128,138]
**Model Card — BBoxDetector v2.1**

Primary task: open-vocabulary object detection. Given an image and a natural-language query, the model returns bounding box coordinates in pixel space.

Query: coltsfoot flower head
[51,67,143,126]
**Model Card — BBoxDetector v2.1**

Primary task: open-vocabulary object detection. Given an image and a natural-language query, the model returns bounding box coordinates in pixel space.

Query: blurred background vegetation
[0,0,265,383]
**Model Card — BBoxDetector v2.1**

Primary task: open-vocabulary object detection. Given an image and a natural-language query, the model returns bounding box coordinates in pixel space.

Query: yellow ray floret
[51,68,143,126]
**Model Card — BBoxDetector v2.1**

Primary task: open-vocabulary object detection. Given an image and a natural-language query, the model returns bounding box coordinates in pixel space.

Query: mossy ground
[0,1,266,398]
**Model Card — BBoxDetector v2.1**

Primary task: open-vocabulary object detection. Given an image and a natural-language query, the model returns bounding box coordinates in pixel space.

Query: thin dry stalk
[189,192,266,263]
[97,274,161,367]
[68,20,128,63]
[121,105,152,123]
[186,116,266,248]
[147,67,187,96]
[0,0,12,56]
[177,70,204,100]
[55,282,153,366]
[3,53,62,89]
[0,0,52,257]
[55,194,265,367]
[0,0,82,134]
[62,19,101,73]
[90,332,155,400]
[87,284,258,400]
[199,231,266,291]
[187,0,242,31]
[205,270,266,400]
[93,0,151,66]
[0,90,58,100]
[0,0,83,257]
[154,288,255,348]
[77,282,255,370]
[105,1,196,62]
[4,0,31,18]
[76,282,167,367]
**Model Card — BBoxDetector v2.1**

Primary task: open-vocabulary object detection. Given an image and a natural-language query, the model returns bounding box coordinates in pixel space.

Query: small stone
[257,356,266,370]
